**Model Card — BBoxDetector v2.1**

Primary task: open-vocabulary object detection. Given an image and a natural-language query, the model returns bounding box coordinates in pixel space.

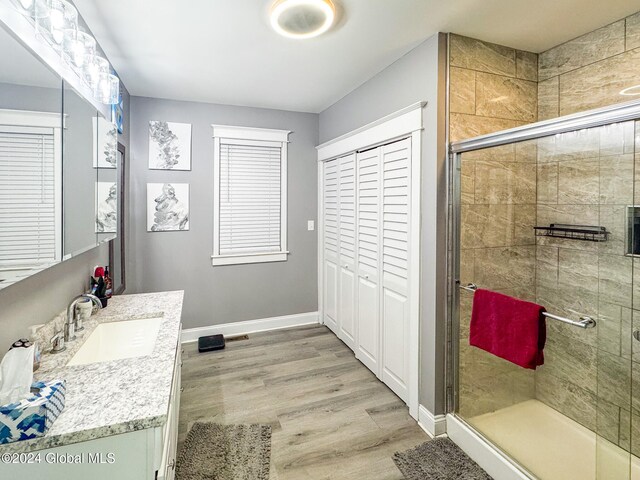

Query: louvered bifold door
[338,153,357,349]
[380,138,411,402]
[0,126,59,269]
[355,148,381,375]
[322,158,339,333]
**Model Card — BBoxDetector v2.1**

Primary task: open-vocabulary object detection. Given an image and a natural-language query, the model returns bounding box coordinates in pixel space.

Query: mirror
[62,82,97,257]
[95,115,117,245]
[0,25,63,287]
[0,22,119,290]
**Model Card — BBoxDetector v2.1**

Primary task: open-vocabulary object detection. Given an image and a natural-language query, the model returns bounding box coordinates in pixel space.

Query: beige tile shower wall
[449,34,539,418]
[538,12,640,120]
[533,121,638,454]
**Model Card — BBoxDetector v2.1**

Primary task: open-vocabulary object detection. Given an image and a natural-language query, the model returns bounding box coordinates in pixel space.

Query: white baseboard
[418,405,447,438]
[446,414,531,480]
[181,311,320,343]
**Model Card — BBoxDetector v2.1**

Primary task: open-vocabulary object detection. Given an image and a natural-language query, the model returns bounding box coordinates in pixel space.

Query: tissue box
[0,380,66,444]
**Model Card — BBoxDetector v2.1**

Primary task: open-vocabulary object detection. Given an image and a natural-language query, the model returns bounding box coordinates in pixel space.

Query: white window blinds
[219,141,282,255]
[0,125,60,268]
[212,125,290,266]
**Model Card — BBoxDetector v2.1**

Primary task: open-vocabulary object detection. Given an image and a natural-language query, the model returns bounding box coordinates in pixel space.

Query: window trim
[211,124,290,266]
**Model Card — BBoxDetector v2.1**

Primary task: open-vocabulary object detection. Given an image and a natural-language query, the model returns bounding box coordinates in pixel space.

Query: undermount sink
[67,316,164,366]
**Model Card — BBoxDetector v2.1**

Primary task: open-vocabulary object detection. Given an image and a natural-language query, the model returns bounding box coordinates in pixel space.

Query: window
[0,110,62,277]
[212,125,290,266]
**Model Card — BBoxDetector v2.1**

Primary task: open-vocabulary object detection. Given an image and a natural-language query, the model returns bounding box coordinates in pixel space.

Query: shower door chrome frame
[448,148,462,414]
[450,97,640,154]
[446,97,640,477]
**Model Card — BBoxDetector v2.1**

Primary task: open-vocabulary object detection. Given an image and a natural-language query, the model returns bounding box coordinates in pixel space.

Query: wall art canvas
[93,116,117,168]
[95,182,117,233]
[148,121,191,170]
[147,183,190,232]
[111,94,124,134]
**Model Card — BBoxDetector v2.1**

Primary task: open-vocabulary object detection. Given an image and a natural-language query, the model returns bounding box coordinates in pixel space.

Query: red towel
[469,289,546,370]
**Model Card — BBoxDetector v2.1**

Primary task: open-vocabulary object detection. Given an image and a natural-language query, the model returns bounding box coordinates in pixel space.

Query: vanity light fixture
[11,0,120,104]
[63,28,96,69]
[270,0,335,39]
[83,54,109,89]
[620,85,640,96]
[95,72,119,105]
[35,0,76,48]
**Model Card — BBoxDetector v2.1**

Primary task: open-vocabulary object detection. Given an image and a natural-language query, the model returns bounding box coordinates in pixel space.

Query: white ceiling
[74,0,640,113]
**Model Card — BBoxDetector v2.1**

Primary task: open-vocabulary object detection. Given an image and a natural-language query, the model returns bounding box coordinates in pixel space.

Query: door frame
[317,102,426,419]
[109,141,126,295]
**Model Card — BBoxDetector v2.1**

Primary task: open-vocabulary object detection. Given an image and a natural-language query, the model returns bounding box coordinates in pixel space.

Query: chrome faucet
[65,294,102,342]
[50,328,65,354]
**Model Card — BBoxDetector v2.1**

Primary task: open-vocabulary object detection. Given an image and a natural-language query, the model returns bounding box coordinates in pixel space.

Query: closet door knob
[364,275,369,279]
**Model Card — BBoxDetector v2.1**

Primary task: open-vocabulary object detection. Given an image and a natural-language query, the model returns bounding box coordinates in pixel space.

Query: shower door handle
[634,330,640,342]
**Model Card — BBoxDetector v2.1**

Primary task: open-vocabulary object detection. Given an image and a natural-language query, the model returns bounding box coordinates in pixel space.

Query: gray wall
[0,246,108,350]
[63,84,99,255]
[0,81,60,112]
[129,97,319,329]
[319,34,448,414]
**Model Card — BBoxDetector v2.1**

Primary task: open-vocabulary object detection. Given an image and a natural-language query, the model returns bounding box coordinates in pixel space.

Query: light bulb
[49,8,63,43]
[83,54,109,89]
[71,42,84,67]
[95,73,119,104]
[64,29,95,69]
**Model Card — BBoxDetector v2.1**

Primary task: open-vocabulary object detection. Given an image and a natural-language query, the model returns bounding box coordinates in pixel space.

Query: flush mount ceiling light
[270,0,335,39]
[620,85,640,96]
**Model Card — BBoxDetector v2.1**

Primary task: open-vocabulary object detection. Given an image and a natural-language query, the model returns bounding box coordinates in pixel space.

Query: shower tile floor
[470,399,640,480]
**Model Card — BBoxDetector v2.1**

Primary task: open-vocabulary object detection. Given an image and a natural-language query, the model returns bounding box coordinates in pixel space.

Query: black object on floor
[198,334,225,352]
[393,437,493,480]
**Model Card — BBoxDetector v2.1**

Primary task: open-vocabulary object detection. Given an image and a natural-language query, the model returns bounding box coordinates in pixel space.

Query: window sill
[211,251,289,266]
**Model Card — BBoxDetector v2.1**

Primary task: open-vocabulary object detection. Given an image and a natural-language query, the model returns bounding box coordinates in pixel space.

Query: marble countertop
[0,291,184,453]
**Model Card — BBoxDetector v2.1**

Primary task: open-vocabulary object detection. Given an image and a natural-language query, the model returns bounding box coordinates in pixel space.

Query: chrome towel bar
[458,283,597,329]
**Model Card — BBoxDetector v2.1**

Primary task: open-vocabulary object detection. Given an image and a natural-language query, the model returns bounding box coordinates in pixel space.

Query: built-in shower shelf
[534,224,609,242]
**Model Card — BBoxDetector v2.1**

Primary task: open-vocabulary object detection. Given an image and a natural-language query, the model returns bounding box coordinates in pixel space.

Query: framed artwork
[95,182,117,233]
[148,121,192,170]
[111,94,124,134]
[147,183,190,232]
[93,116,117,168]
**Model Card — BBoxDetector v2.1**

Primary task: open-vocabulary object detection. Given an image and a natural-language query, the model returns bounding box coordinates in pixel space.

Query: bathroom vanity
[0,291,184,480]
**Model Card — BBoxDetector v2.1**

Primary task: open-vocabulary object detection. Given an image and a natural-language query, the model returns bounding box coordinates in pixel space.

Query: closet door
[355,148,381,374]
[338,153,357,350]
[322,158,339,334]
[380,138,411,402]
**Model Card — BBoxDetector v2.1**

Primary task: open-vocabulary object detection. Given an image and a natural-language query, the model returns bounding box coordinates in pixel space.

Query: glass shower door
[452,118,640,480]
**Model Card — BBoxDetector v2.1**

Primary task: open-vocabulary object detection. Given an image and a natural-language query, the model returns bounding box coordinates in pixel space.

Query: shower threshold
[469,400,639,480]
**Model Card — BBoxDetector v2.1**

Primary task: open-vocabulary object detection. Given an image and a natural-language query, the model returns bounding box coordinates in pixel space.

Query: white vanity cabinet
[0,332,182,480]
[157,338,182,480]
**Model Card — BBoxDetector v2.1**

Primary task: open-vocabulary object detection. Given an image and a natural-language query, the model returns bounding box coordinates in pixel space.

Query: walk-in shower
[449,100,640,480]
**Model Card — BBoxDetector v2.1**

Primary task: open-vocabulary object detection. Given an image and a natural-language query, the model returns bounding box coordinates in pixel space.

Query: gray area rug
[393,438,493,480]
[176,422,272,480]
